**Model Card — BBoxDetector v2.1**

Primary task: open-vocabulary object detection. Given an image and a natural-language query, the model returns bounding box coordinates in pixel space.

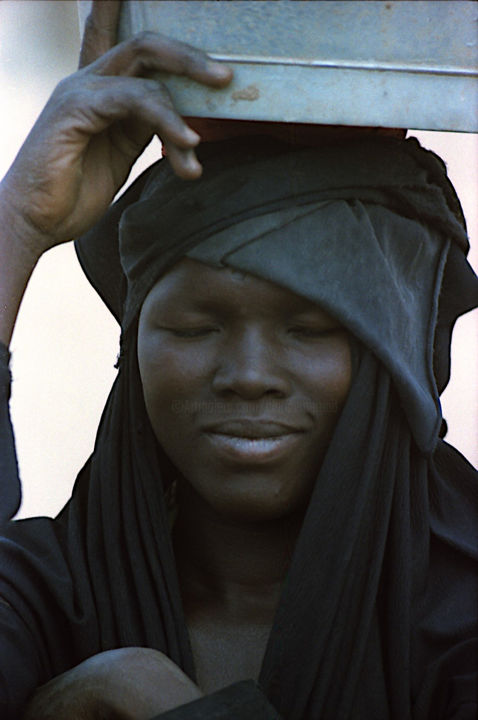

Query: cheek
[137,337,212,433]
[300,337,352,413]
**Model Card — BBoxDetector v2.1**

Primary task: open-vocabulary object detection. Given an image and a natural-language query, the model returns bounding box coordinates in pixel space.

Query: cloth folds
[77,135,478,454]
[1,134,477,719]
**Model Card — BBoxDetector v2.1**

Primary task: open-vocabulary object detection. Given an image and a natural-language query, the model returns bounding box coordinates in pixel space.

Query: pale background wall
[0,1,476,519]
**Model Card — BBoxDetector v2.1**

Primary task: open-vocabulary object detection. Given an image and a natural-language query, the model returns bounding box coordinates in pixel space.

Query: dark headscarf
[1,135,477,719]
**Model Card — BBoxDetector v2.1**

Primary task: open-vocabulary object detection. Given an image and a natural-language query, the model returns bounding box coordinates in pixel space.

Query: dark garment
[152,681,281,719]
[0,343,477,719]
[78,135,478,453]
[0,135,477,719]
[1,347,280,720]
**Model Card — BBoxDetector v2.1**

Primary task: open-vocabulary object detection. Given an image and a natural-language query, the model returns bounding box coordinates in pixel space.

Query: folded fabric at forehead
[75,133,478,454]
[116,135,469,329]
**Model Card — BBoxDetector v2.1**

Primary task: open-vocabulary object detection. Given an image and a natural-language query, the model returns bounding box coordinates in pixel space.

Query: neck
[173,482,304,619]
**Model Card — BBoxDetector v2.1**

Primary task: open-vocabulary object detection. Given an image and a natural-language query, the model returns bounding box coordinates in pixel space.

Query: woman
[0,5,477,719]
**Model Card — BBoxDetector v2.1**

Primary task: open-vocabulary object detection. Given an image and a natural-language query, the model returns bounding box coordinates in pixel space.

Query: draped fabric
[77,135,478,453]
[1,134,477,719]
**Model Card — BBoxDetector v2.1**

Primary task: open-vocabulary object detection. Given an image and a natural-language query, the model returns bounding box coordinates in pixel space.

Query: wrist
[0,183,47,346]
[0,181,50,265]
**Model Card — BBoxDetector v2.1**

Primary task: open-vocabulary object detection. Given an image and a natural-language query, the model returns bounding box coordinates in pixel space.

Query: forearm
[0,186,43,347]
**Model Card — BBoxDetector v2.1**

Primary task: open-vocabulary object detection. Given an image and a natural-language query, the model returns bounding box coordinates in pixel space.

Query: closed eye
[289,326,339,338]
[159,326,220,339]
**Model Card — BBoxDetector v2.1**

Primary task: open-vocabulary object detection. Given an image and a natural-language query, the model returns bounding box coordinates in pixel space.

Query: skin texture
[138,259,352,694]
[0,4,228,719]
[0,8,232,346]
[0,2,356,716]
[138,258,352,523]
[21,648,202,720]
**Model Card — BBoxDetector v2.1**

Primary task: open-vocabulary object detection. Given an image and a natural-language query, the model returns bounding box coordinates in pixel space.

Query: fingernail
[207,60,232,77]
[188,156,201,172]
[186,152,202,174]
[184,127,201,144]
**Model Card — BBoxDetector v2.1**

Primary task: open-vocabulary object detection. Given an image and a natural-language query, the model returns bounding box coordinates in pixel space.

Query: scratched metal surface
[80,0,478,131]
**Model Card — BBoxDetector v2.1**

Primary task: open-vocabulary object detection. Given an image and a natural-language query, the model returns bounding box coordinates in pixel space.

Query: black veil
[1,134,477,719]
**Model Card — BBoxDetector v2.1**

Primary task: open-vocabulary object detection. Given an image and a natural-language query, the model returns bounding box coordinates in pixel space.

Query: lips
[203,419,304,438]
[202,419,304,463]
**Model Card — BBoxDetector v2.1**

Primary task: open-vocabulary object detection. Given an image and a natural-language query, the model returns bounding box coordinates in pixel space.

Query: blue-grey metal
[82,0,478,132]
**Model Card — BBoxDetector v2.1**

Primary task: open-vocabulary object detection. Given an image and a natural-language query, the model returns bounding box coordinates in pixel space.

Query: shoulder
[0,514,99,672]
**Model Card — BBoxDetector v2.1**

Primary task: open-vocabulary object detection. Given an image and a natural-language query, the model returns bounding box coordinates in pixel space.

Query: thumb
[79,0,122,69]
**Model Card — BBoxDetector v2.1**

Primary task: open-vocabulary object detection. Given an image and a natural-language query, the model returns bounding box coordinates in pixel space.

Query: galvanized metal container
[79,0,478,132]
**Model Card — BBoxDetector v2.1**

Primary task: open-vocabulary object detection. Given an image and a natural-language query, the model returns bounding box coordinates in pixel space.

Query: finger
[103,79,203,179]
[49,74,197,143]
[104,82,203,179]
[79,0,122,69]
[106,80,203,179]
[163,144,202,181]
[53,75,203,178]
[87,31,233,88]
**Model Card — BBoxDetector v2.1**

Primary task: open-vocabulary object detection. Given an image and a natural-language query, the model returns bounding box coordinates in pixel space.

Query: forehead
[141,257,333,319]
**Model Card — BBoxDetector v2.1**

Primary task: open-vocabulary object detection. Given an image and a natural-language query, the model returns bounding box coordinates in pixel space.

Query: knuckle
[154,82,174,105]
[50,73,104,118]
[52,76,84,105]
[127,30,157,55]
[50,78,80,109]
[54,74,76,94]
[181,48,210,77]
[142,79,174,109]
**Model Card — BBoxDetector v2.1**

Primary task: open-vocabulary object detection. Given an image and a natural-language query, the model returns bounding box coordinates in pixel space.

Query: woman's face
[138,258,351,522]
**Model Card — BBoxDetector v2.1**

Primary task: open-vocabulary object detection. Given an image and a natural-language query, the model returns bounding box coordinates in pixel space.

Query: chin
[190,474,314,524]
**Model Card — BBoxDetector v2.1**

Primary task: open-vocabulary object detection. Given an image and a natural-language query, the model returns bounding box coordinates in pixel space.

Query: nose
[212,326,290,400]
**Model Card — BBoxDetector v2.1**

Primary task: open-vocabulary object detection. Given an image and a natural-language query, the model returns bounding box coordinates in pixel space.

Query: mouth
[203,419,304,463]
[203,419,304,437]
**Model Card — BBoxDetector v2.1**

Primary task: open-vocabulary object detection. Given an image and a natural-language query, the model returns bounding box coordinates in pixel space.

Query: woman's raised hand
[0,2,232,256]
[0,2,231,345]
